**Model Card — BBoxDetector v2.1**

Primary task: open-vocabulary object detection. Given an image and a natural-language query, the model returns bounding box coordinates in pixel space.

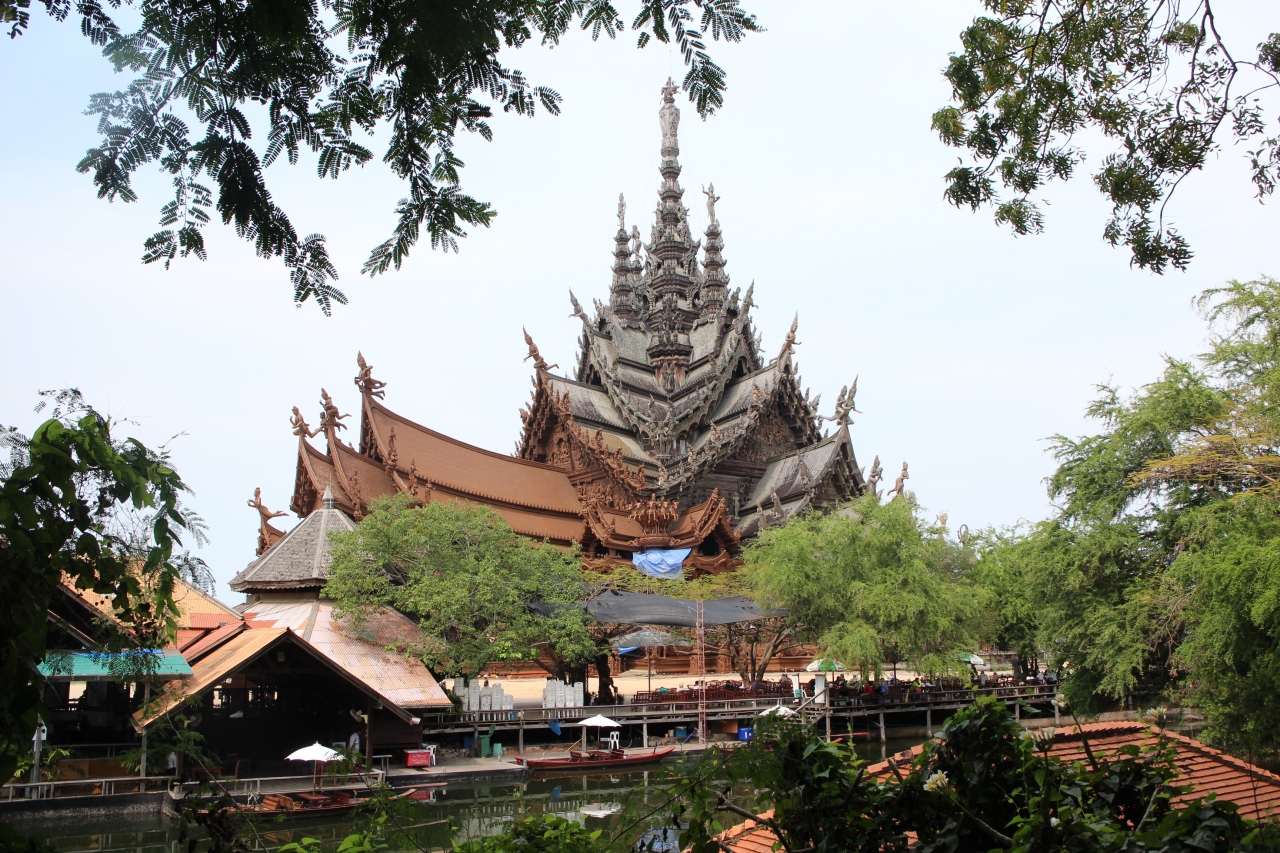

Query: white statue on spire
[617,193,626,230]
[702,183,720,224]
[659,78,680,152]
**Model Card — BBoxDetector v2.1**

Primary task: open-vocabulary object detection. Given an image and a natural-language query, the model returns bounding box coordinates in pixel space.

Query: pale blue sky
[2,3,1278,600]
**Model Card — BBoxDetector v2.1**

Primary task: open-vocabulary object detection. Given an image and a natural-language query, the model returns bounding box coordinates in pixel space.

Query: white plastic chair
[605,731,621,750]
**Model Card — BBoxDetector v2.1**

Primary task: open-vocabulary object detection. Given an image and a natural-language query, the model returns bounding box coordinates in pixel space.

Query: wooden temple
[275,78,866,578]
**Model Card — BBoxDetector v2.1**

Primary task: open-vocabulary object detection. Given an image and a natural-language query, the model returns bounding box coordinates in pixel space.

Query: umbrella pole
[647,648,652,693]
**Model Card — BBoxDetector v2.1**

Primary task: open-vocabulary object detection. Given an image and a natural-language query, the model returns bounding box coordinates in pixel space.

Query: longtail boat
[513,746,677,770]
[200,785,440,819]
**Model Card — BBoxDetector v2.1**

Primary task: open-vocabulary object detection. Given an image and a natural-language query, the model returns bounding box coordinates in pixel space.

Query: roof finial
[322,483,336,509]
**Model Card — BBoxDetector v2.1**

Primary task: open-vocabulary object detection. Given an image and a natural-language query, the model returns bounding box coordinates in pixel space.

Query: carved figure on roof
[354,352,386,399]
[569,290,586,322]
[291,406,320,438]
[247,487,288,556]
[866,456,883,498]
[888,461,909,501]
[617,193,626,230]
[319,389,349,433]
[817,378,860,426]
[702,183,720,224]
[522,328,558,373]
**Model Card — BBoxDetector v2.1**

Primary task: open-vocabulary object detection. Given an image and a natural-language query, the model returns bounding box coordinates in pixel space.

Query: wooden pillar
[825,711,831,742]
[926,709,932,738]
[642,721,648,748]
[518,718,525,755]
[1054,704,1060,725]
[1014,701,1021,722]
[879,712,885,742]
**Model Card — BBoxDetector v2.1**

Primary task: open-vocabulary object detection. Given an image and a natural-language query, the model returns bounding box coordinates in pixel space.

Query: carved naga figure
[888,461,909,501]
[522,328,558,373]
[291,406,320,438]
[247,487,288,555]
[817,378,860,426]
[354,352,386,399]
[319,389,349,433]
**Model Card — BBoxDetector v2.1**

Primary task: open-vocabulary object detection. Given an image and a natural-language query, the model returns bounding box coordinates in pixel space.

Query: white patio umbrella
[287,742,341,790]
[758,704,797,717]
[578,714,621,750]
[960,653,985,666]
[806,658,843,672]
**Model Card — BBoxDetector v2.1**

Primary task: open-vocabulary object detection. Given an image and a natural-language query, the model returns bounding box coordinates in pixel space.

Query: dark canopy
[586,591,783,628]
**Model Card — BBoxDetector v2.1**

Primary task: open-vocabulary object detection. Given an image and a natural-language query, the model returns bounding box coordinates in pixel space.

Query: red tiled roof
[713,723,1280,851]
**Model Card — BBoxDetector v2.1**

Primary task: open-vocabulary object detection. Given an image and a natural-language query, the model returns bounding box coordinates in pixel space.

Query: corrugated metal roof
[136,627,424,728]
[40,650,193,682]
[241,600,451,710]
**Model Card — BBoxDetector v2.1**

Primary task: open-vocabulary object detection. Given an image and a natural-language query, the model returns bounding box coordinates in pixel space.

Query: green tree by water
[980,277,1280,761]
[325,493,597,679]
[748,494,986,679]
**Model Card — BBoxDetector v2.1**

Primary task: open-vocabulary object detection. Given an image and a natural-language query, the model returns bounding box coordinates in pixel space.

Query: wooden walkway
[421,684,1063,750]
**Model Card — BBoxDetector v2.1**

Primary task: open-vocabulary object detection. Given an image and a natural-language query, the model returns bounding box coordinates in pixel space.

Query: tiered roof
[518,79,865,538]
[273,80,868,577]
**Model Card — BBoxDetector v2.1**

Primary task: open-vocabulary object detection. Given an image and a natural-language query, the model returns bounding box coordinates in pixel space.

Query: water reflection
[24,739,922,852]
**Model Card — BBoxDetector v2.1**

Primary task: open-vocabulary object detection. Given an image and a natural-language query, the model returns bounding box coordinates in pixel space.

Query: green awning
[39,650,193,682]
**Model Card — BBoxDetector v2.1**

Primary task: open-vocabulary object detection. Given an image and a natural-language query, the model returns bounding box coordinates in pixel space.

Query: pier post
[879,712,885,742]
[926,709,932,738]
[642,721,648,748]
[825,711,831,742]
[1014,702,1020,722]
[518,718,524,755]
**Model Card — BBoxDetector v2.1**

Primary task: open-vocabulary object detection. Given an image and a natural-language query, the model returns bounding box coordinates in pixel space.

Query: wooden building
[277,80,867,577]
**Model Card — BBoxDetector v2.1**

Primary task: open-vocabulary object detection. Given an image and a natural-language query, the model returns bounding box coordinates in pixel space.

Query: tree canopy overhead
[936,1,1280,274]
[0,0,759,312]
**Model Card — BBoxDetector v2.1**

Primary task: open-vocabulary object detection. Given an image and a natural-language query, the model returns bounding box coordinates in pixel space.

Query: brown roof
[135,627,420,728]
[364,397,582,515]
[240,598,451,710]
[713,723,1280,851]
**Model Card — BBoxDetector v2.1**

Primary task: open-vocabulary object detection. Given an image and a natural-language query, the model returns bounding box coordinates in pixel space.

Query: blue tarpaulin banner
[632,548,692,579]
[549,719,561,736]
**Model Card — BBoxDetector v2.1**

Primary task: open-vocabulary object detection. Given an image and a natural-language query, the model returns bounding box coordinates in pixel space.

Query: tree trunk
[568,662,589,699]
[594,653,616,705]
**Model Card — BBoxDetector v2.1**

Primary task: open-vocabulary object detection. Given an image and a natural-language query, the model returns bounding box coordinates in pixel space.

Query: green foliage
[748,494,985,677]
[5,0,758,310]
[937,1,1280,273]
[325,494,596,677]
[455,814,603,853]
[0,390,196,786]
[673,698,1280,853]
[980,277,1280,757]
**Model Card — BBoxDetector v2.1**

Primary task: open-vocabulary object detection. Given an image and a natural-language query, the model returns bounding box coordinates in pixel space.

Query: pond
[19,738,924,852]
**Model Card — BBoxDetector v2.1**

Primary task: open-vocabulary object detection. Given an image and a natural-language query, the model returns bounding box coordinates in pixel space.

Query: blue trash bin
[738,727,754,741]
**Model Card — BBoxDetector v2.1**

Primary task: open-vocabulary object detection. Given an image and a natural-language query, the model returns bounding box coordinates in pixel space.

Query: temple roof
[231,486,355,592]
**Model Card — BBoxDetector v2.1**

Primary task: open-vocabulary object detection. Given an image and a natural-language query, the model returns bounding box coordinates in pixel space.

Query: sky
[2,3,1278,601]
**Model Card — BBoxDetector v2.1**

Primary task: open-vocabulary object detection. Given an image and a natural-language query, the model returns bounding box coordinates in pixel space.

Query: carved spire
[700,182,728,318]
[610,194,639,322]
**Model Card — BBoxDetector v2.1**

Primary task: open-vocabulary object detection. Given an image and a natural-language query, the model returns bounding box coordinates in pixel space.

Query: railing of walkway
[418,684,1060,728]
[2,775,174,801]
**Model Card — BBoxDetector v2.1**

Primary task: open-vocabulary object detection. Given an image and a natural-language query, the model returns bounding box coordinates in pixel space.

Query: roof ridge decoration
[247,487,288,555]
